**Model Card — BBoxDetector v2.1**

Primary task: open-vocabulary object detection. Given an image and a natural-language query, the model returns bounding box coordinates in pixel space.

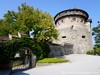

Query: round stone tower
[54,8,93,54]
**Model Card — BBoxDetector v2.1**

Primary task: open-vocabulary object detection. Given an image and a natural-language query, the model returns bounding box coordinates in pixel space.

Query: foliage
[94,46,100,55]
[0,19,9,36]
[0,3,58,63]
[92,23,100,47]
[92,22,100,55]
[0,37,51,61]
[39,42,50,58]
[95,47,100,53]
[86,50,94,55]
[1,3,58,43]
[37,58,68,63]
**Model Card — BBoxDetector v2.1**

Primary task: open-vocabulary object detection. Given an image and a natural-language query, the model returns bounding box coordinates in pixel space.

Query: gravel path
[12,54,100,75]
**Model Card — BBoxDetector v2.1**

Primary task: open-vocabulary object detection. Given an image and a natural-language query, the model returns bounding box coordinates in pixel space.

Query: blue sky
[0,0,100,43]
[0,0,100,28]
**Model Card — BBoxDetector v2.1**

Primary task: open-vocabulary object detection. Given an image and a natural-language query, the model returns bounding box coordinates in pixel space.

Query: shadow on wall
[63,43,74,55]
[49,43,74,57]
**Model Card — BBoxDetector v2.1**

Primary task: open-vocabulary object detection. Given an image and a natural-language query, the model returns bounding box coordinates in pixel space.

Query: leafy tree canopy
[0,3,58,61]
[1,3,58,43]
[92,22,100,47]
[0,19,9,36]
[92,22,100,55]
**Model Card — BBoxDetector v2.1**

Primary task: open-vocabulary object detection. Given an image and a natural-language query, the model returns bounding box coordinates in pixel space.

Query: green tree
[0,19,9,36]
[92,22,100,47]
[92,22,100,55]
[0,3,58,62]
[3,3,58,43]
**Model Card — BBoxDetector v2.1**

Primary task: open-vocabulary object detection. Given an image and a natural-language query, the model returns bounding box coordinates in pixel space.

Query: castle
[49,8,93,57]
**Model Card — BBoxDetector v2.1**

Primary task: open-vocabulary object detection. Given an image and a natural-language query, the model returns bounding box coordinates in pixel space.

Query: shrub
[86,50,94,55]
[37,58,68,63]
[94,47,100,55]
[32,42,50,60]
[0,37,51,64]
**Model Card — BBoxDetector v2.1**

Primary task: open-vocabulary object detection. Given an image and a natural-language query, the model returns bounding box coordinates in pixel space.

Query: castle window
[72,17,76,21]
[81,19,83,22]
[81,19,84,23]
[61,19,65,23]
[82,35,86,38]
[71,25,73,29]
[62,36,66,38]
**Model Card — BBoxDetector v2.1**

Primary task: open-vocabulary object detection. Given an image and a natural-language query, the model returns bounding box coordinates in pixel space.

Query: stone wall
[49,43,73,57]
[53,23,93,54]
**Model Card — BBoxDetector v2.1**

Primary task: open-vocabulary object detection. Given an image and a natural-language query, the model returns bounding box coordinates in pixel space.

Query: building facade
[49,8,93,56]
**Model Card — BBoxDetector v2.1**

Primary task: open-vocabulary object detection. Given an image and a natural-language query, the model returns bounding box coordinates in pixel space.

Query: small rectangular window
[62,36,66,38]
[82,35,86,38]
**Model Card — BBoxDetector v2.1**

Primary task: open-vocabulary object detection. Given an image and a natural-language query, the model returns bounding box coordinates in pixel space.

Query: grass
[37,58,68,63]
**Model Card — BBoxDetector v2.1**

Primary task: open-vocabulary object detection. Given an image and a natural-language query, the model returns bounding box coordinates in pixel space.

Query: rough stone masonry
[49,8,93,57]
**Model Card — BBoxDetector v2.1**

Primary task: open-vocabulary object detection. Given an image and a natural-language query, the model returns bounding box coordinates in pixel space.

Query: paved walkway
[12,54,100,75]
[0,69,11,75]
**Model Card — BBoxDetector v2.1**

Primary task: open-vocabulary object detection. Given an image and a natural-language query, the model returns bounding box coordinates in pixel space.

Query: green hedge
[0,37,51,62]
[37,58,68,63]
[95,47,100,54]
[86,50,94,55]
